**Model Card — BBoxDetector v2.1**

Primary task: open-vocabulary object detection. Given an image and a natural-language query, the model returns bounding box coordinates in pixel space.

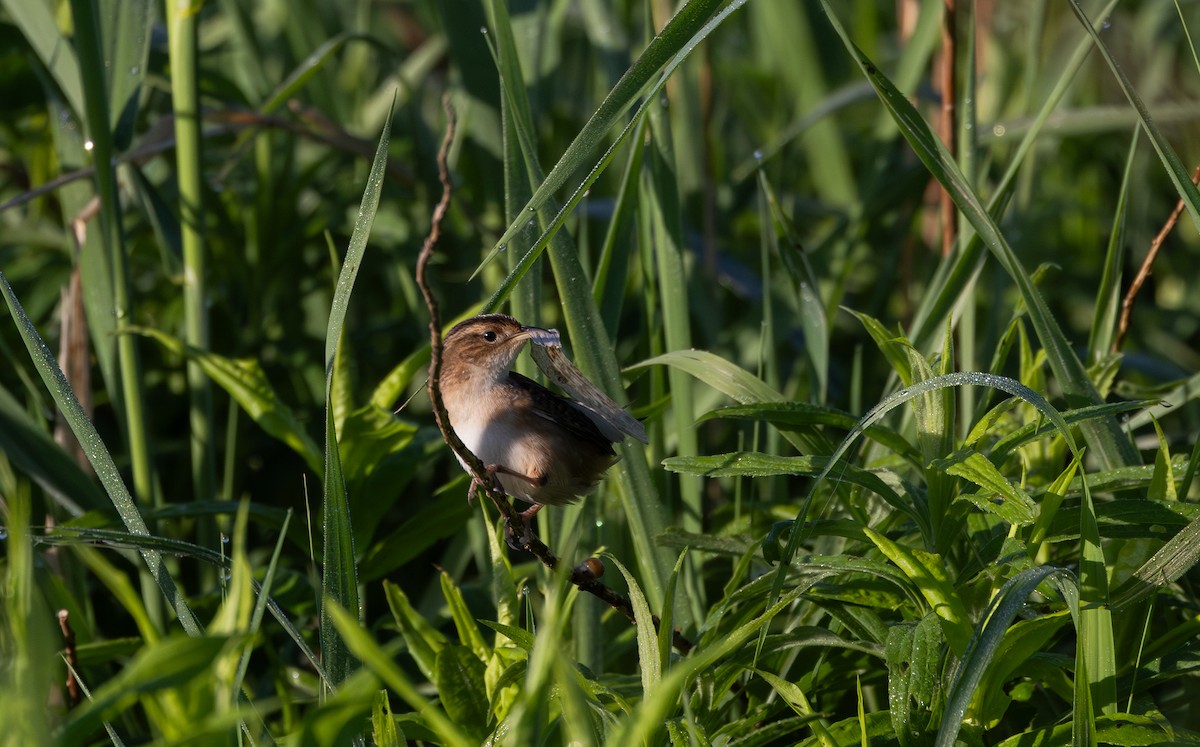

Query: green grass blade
[67,0,156,510]
[0,271,202,635]
[644,103,701,542]
[1,0,84,116]
[318,95,396,690]
[1088,128,1138,361]
[478,0,746,294]
[103,0,151,142]
[608,554,660,697]
[1077,478,1116,715]
[166,0,217,539]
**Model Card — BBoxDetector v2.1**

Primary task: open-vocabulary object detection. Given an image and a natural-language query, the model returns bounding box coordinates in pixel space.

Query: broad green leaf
[434,645,489,739]
[439,570,489,661]
[372,690,406,747]
[383,580,447,681]
[864,527,971,654]
[937,450,1038,526]
[886,614,943,747]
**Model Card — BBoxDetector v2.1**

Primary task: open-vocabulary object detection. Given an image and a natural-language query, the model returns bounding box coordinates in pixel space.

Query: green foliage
[3,0,1200,745]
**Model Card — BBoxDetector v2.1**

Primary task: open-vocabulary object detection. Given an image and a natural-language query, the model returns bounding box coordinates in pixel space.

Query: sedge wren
[439,314,640,523]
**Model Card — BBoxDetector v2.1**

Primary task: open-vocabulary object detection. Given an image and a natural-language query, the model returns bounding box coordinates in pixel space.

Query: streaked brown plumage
[440,314,620,506]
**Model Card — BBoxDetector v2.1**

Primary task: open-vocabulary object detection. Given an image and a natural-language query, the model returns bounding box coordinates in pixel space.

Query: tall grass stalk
[167,0,219,572]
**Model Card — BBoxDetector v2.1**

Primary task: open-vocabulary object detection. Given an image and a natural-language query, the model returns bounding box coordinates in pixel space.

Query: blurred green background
[2,0,1200,744]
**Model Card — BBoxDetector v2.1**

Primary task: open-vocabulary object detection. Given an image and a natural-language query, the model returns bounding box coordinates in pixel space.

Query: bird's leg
[467,463,538,503]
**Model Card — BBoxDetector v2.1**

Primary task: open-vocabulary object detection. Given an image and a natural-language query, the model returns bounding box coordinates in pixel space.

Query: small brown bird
[439,314,632,525]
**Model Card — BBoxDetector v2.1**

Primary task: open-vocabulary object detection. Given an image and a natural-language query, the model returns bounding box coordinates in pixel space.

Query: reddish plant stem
[1113,162,1200,352]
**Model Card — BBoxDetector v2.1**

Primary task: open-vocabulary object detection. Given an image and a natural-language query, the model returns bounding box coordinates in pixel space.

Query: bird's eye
[482,330,498,342]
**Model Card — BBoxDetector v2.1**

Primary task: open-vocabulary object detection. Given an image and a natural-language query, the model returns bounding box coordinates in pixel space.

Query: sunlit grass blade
[605,583,809,746]
[1110,511,1200,608]
[1077,479,1117,716]
[936,567,1079,747]
[863,528,971,655]
[58,635,230,744]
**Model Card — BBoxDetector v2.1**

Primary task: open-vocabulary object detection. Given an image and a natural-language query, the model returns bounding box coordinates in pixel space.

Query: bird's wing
[507,372,618,455]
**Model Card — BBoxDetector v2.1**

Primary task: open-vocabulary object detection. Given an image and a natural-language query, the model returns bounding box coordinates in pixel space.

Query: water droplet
[659,96,669,108]
[497,243,507,253]
[527,206,536,212]
[83,140,94,152]
[220,533,230,545]
[129,65,140,76]
[595,519,604,529]
[480,26,488,35]
[753,149,764,161]
[1102,20,1112,30]
[0,527,8,540]
[992,124,1006,137]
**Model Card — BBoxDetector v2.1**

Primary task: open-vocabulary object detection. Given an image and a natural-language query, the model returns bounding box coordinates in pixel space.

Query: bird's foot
[505,503,543,550]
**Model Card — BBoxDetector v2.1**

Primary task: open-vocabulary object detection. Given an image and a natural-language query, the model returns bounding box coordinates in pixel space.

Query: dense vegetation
[2,0,1200,744]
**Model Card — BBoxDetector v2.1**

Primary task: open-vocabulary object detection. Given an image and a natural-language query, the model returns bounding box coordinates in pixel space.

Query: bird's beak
[520,324,561,348]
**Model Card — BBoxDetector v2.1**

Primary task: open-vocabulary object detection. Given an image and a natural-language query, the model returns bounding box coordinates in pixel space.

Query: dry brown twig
[414,94,692,655]
[57,609,81,708]
[1113,162,1200,353]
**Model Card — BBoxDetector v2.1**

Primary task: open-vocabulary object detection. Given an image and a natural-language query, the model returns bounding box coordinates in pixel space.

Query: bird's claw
[504,504,543,551]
